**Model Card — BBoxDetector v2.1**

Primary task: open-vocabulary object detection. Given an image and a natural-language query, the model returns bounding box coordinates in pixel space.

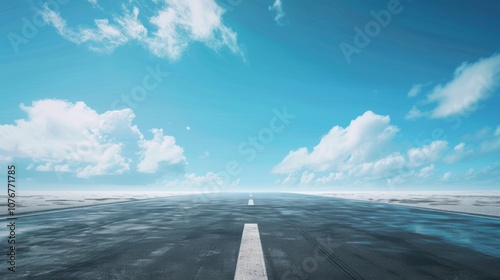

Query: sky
[1,0,499,191]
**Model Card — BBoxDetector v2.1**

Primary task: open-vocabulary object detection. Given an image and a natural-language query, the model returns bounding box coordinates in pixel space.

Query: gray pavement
[1,193,500,279]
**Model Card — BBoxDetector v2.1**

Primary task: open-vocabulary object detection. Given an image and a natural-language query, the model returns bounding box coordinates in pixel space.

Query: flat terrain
[0,191,193,214]
[308,191,500,217]
[1,193,500,279]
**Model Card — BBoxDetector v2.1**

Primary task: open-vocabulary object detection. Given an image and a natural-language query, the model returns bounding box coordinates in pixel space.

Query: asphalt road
[1,193,500,279]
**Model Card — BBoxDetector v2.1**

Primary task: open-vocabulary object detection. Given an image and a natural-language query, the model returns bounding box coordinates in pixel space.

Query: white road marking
[234,224,268,280]
[248,199,254,206]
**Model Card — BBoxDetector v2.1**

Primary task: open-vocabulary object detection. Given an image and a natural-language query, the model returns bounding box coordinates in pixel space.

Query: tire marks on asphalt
[278,212,366,280]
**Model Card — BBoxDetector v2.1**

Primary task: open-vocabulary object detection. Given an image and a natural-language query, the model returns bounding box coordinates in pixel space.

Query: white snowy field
[0,191,198,215]
[297,191,500,217]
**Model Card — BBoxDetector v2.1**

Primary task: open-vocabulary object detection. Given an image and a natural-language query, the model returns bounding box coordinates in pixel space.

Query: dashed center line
[234,223,268,280]
[248,199,254,206]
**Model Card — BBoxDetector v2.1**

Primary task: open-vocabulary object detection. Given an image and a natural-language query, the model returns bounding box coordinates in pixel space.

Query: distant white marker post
[248,199,254,206]
[234,223,268,280]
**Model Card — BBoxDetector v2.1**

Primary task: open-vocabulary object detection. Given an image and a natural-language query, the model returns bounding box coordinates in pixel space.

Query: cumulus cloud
[0,99,185,178]
[137,129,186,173]
[289,153,407,187]
[407,140,448,167]
[40,0,243,60]
[269,0,286,26]
[273,111,399,174]
[273,111,431,187]
[349,153,406,178]
[407,53,500,119]
[0,100,135,177]
[274,114,500,187]
[271,112,497,188]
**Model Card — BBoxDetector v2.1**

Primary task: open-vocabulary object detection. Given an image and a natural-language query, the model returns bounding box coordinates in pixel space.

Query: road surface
[1,193,499,279]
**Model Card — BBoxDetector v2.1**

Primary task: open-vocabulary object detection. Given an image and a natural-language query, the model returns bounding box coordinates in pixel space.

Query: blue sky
[1,0,499,191]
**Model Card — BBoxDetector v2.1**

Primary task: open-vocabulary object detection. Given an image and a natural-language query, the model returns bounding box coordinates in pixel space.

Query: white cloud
[147,0,241,60]
[115,6,148,40]
[276,173,297,186]
[0,100,136,177]
[87,0,99,8]
[40,0,243,60]
[164,172,240,189]
[407,84,423,97]
[444,142,473,163]
[281,153,409,187]
[41,5,128,53]
[405,106,426,120]
[407,82,432,98]
[137,128,186,173]
[407,140,448,167]
[387,175,405,186]
[272,147,309,174]
[0,99,185,178]
[269,0,286,26]
[299,171,315,185]
[418,164,435,179]
[350,153,406,178]
[442,171,453,181]
[35,162,53,172]
[453,142,465,151]
[272,112,497,188]
[407,53,500,119]
[273,111,399,174]
[315,172,345,184]
[443,127,500,163]
[440,164,500,185]
[272,111,432,187]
